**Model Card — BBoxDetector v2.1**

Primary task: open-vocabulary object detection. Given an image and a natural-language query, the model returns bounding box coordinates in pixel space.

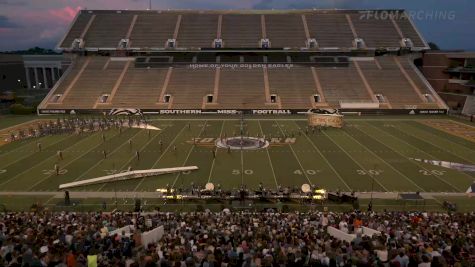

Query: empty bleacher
[58,10,429,50]
[316,63,373,105]
[349,14,401,48]
[394,16,426,47]
[165,68,215,109]
[217,68,266,109]
[265,15,307,48]
[129,13,178,48]
[111,66,168,108]
[47,57,88,97]
[221,15,262,48]
[267,68,317,109]
[397,57,440,107]
[84,13,133,48]
[60,13,92,48]
[176,14,219,48]
[358,57,425,108]
[43,55,445,111]
[305,14,354,48]
[42,9,446,113]
[57,57,126,109]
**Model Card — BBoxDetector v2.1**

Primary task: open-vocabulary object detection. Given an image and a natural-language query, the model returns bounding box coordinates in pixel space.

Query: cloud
[49,6,81,24]
[0,15,17,28]
[0,0,27,6]
[252,0,355,9]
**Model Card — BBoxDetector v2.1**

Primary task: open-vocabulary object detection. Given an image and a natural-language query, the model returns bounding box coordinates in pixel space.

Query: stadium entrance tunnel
[216,136,269,150]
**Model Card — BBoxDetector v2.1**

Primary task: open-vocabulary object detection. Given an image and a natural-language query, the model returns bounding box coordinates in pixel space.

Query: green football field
[0,116,474,194]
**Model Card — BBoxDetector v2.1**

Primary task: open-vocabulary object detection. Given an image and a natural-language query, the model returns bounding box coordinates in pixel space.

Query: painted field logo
[187,137,296,147]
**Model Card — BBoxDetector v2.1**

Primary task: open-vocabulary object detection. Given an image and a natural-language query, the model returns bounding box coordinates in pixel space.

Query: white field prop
[59,166,198,189]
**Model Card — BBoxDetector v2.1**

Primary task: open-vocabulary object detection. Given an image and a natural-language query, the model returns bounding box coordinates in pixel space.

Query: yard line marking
[171,121,208,189]
[240,142,244,186]
[68,129,141,184]
[0,135,54,159]
[294,122,351,191]
[274,120,312,185]
[131,125,184,191]
[363,122,462,192]
[257,120,278,188]
[43,194,61,205]
[0,135,73,169]
[97,127,167,191]
[131,125,187,191]
[207,121,225,183]
[0,133,102,188]
[321,130,389,192]
[399,122,475,164]
[341,130,425,192]
[28,131,124,191]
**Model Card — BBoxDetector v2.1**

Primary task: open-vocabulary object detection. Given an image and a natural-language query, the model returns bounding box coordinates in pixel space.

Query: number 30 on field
[419,169,445,176]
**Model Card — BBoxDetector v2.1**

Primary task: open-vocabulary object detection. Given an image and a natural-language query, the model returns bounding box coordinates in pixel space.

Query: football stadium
[0,6,474,266]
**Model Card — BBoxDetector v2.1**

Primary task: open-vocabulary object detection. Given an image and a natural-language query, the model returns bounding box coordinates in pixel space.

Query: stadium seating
[60,13,93,48]
[305,14,354,48]
[47,57,88,96]
[54,57,127,109]
[129,13,178,48]
[316,63,373,105]
[217,68,267,109]
[394,16,426,47]
[41,9,446,113]
[110,66,169,109]
[349,14,401,48]
[176,14,219,48]
[357,57,425,108]
[43,56,445,110]
[165,68,215,109]
[84,13,134,48]
[221,14,262,48]
[1,211,474,266]
[267,67,318,109]
[264,14,307,48]
[58,10,428,50]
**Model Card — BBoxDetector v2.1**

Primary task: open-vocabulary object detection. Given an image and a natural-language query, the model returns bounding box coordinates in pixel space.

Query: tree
[428,42,440,51]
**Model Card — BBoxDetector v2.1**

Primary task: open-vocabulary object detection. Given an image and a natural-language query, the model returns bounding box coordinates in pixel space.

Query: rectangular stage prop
[308,109,344,128]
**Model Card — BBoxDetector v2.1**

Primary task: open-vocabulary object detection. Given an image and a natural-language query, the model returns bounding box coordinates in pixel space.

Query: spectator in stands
[0,211,474,266]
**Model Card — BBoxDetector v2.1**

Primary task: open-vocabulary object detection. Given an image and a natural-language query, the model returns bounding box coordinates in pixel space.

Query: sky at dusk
[0,0,474,51]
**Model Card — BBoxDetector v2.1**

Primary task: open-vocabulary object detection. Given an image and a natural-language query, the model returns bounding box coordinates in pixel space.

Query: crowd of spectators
[0,211,474,267]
